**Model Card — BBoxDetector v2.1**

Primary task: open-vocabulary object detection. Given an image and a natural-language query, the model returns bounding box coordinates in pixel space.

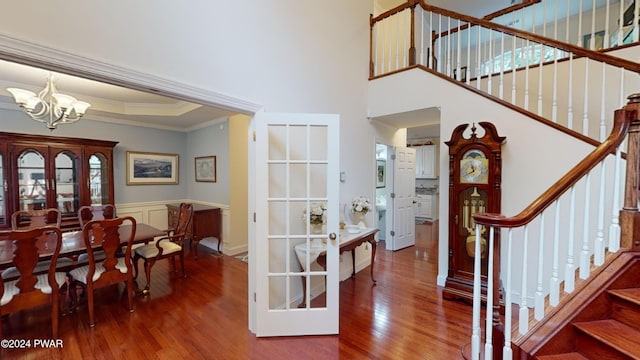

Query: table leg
[298,275,307,308]
[351,250,356,278]
[369,239,377,283]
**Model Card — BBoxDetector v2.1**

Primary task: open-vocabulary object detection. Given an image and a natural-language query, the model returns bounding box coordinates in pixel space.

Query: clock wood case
[443,122,505,304]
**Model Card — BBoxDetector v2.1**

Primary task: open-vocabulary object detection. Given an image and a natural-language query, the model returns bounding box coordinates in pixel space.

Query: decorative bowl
[345,225,360,234]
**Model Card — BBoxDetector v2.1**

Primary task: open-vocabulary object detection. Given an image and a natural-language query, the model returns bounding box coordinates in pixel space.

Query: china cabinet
[0,132,117,231]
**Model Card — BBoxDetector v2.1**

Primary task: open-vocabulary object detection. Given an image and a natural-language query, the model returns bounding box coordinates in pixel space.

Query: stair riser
[575,331,635,360]
[611,300,640,332]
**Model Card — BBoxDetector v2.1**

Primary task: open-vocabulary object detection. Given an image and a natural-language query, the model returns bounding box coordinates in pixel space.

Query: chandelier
[6,74,91,130]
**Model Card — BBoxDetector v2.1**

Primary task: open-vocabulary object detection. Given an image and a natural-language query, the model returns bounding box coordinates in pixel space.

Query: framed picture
[583,30,605,50]
[376,159,386,188]
[195,156,217,182]
[453,66,467,82]
[126,151,179,185]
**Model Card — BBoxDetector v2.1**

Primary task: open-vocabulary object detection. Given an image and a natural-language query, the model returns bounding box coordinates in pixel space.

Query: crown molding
[0,33,263,115]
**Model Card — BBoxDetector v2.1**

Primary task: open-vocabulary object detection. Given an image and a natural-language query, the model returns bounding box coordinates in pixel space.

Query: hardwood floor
[2,221,473,359]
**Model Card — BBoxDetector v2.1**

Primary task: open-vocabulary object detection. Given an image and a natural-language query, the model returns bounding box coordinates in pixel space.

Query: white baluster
[476,26,482,90]
[604,0,611,48]
[595,162,606,266]
[484,226,495,360]
[519,225,530,335]
[582,59,590,136]
[567,53,574,130]
[565,186,577,293]
[580,173,592,279]
[498,31,505,99]
[550,199,561,306]
[503,229,513,360]
[511,33,517,105]
[535,214,545,320]
[471,223,482,360]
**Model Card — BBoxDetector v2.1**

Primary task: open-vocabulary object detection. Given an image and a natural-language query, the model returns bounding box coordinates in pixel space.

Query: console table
[294,227,379,307]
[167,203,222,259]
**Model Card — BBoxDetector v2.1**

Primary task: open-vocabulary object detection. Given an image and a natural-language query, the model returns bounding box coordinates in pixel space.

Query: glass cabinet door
[88,153,110,205]
[17,149,47,211]
[0,149,6,227]
[55,151,80,216]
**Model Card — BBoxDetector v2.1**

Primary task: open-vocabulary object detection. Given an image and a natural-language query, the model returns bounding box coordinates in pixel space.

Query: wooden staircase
[521,252,640,359]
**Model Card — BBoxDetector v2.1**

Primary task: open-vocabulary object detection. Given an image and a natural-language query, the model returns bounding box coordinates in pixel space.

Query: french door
[254,112,340,336]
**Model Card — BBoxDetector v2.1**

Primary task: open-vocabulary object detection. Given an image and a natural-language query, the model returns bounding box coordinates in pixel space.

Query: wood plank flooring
[2,221,473,359]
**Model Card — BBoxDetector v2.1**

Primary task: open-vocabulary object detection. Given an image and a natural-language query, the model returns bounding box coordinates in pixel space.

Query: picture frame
[453,66,467,82]
[376,159,386,188]
[195,155,217,182]
[583,30,605,50]
[126,151,179,185]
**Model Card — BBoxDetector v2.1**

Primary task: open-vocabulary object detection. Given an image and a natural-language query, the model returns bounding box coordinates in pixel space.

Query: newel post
[620,93,640,251]
[408,0,418,66]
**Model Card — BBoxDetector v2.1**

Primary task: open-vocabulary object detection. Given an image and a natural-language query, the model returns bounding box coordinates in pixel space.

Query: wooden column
[621,93,640,250]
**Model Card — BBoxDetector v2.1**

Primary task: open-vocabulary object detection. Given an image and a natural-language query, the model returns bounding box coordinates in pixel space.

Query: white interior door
[254,112,340,336]
[391,146,416,251]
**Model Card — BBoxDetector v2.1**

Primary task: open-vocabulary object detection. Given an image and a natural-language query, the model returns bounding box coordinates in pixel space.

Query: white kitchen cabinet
[415,194,433,219]
[414,145,437,179]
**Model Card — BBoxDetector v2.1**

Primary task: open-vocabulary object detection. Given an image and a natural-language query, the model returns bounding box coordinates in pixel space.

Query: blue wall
[0,109,230,206]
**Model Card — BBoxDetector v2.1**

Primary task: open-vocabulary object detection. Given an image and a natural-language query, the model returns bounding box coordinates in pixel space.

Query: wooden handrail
[370,1,640,74]
[473,93,639,229]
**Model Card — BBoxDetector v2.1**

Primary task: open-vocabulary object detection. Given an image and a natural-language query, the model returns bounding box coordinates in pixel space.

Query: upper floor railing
[370,0,640,142]
[488,0,639,51]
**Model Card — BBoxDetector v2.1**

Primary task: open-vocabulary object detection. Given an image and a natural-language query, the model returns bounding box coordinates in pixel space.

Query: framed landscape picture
[126,151,179,185]
[195,156,216,182]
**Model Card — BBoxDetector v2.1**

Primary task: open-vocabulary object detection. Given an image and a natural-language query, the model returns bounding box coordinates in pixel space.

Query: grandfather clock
[443,122,505,303]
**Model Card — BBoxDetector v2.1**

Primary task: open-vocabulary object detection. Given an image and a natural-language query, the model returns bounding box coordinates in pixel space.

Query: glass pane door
[17,150,46,211]
[0,152,5,227]
[55,152,80,216]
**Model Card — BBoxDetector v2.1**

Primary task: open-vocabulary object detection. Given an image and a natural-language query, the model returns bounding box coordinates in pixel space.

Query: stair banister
[473,100,634,230]
[470,93,638,360]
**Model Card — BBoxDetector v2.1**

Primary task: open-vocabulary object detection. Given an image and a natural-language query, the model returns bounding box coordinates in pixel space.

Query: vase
[310,223,323,234]
[353,212,366,228]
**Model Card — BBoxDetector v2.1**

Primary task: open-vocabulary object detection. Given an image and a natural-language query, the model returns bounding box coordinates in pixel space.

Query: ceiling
[0,59,237,132]
[0,1,537,134]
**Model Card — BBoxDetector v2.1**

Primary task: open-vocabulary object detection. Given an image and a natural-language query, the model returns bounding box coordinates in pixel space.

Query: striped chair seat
[1,258,75,279]
[134,241,182,259]
[77,250,107,264]
[69,257,129,283]
[1,272,67,306]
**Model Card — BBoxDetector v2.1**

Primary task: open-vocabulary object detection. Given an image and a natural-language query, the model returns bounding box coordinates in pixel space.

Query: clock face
[460,149,488,184]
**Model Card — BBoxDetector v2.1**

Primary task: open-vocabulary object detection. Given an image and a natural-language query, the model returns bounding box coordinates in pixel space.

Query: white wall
[368,68,596,285]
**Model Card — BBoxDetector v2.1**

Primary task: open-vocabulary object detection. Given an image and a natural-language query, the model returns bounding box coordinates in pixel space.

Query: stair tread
[574,319,640,358]
[537,353,588,360]
[608,288,640,305]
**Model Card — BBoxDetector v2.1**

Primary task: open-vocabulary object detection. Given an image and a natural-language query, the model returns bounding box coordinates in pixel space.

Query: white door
[390,146,416,251]
[254,112,340,336]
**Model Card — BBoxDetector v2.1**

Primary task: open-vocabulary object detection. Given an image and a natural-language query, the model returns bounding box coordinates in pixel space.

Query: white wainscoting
[115,200,235,255]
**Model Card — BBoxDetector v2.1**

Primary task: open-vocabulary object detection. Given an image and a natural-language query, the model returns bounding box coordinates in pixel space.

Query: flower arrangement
[351,196,371,214]
[304,202,327,225]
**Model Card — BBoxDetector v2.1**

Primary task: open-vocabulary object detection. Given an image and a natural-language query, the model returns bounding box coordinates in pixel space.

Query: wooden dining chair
[78,204,116,228]
[68,216,136,327]
[77,205,117,264]
[11,208,61,229]
[133,203,193,294]
[0,226,66,339]
[3,208,72,278]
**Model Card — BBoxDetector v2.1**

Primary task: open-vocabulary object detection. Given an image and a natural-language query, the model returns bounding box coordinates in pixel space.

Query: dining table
[0,222,166,312]
[0,223,166,268]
